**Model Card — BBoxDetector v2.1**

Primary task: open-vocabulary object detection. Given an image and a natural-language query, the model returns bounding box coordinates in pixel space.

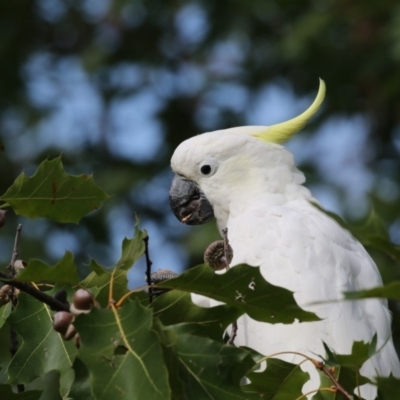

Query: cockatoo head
[169,80,325,228]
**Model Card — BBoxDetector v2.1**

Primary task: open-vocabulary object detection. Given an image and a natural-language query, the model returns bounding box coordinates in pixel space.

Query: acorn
[148,269,179,285]
[0,284,19,305]
[52,311,74,335]
[204,240,234,271]
[70,288,94,315]
[13,259,26,271]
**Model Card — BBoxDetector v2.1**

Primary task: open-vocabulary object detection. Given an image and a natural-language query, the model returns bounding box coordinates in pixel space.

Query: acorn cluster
[52,288,95,346]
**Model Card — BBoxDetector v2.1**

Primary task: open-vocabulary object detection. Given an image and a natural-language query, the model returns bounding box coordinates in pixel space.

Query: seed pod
[0,284,19,305]
[13,260,27,271]
[70,288,94,315]
[204,240,234,271]
[147,269,179,297]
[53,311,74,335]
[148,269,179,285]
[0,285,11,305]
[0,210,6,228]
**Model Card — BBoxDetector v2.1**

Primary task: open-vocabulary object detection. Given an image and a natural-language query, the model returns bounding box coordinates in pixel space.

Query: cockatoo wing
[225,201,400,398]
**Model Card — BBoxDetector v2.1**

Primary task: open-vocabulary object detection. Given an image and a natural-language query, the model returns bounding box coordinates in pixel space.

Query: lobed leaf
[0,156,109,223]
[81,224,146,306]
[74,299,170,400]
[155,320,255,400]
[151,290,242,341]
[156,264,319,324]
[16,251,80,284]
[242,358,310,399]
[6,293,77,397]
[321,338,373,397]
[115,223,147,271]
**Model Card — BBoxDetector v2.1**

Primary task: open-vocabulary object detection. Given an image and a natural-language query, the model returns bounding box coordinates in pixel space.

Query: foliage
[0,156,400,399]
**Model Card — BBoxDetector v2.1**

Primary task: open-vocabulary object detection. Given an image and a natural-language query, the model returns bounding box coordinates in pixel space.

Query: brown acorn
[52,311,74,335]
[0,284,20,305]
[70,288,94,315]
[204,240,234,271]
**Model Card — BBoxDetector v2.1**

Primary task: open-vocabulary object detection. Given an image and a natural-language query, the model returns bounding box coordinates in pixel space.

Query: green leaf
[321,338,373,397]
[6,293,77,397]
[15,251,80,285]
[74,299,170,400]
[345,281,400,301]
[0,156,109,223]
[116,223,147,271]
[151,290,242,341]
[68,358,92,400]
[323,335,377,369]
[0,384,41,399]
[0,303,11,329]
[376,375,400,400]
[81,225,146,306]
[157,264,319,324]
[155,320,254,400]
[242,358,310,399]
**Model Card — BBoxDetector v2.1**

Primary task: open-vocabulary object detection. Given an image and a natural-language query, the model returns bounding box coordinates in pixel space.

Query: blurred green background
[0,0,399,346]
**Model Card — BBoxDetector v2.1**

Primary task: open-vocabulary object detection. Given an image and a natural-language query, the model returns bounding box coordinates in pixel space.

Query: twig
[8,224,22,273]
[7,225,24,393]
[221,228,230,270]
[228,321,238,345]
[0,272,70,312]
[222,228,238,345]
[317,364,354,400]
[144,236,153,303]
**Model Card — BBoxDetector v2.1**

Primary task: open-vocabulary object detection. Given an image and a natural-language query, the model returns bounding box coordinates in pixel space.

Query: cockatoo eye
[200,165,211,175]
[199,159,219,177]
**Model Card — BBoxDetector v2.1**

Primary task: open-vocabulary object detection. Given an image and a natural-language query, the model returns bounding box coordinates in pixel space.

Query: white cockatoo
[169,80,400,399]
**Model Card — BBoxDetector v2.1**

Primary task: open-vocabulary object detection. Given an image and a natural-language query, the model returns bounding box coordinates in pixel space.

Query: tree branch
[0,273,70,312]
[144,235,153,303]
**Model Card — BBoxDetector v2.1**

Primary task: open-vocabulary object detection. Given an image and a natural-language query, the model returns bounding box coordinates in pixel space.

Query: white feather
[171,128,400,399]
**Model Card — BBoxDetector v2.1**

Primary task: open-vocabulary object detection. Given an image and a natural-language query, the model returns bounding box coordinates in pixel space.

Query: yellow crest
[252,79,325,144]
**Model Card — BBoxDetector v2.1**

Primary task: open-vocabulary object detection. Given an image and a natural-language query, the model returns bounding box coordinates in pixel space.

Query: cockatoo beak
[169,175,214,225]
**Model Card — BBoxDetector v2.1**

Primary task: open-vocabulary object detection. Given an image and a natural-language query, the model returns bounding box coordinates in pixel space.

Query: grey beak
[169,176,214,225]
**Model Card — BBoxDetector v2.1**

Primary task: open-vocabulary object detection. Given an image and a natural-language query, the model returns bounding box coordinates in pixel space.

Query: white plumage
[169,82,400,399]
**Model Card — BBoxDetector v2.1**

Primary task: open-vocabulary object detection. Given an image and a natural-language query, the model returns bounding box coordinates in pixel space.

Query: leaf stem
[108,268,116,306]
[254,351,322,367]
[115,286,151,308]
[7,224,24,393]
[295,387,336,400]
[0,203,10,209]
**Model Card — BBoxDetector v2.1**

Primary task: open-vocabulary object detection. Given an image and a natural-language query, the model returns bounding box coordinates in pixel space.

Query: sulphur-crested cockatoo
[169,79,400,399]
